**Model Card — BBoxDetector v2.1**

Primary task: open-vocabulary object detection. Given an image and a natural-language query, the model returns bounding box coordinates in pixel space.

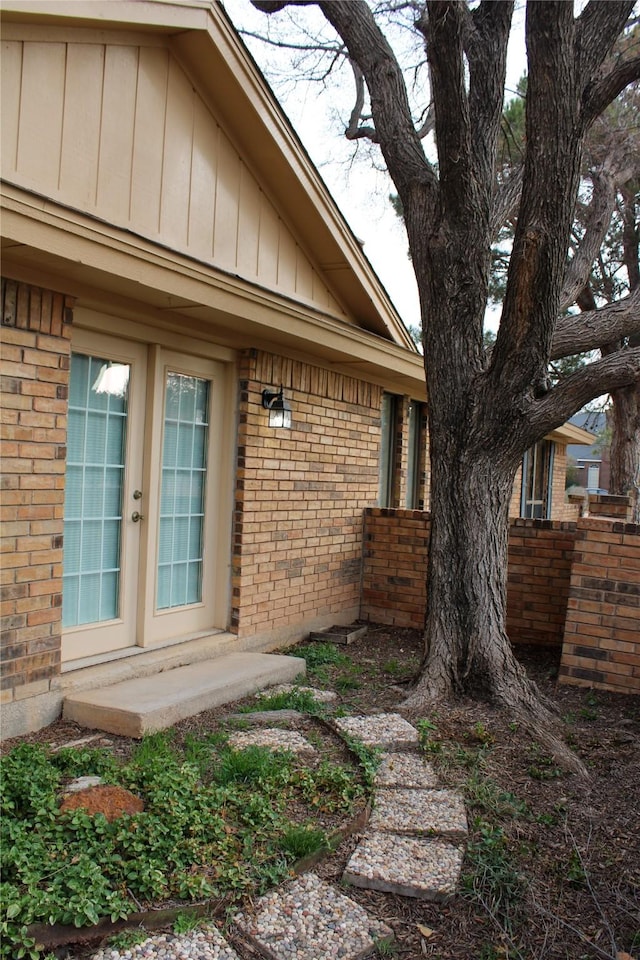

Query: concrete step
[63,652,306,738]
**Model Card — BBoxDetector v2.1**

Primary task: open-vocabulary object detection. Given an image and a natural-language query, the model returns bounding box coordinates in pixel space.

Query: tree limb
[551,286,640,359]
[531,345,640,435]
[345,60,379,142]
[582,54,640,128]
[491,165,522,238]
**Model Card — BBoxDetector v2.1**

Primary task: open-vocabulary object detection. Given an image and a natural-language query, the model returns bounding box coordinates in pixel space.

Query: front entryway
[62,328,228,662]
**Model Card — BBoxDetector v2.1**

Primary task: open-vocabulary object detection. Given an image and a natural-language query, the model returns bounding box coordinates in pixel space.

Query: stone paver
[369,787,468,840]
[343,833,464,901]
[332,713,420,749]
[257,684,337,703]
[374,752,439,788]
[233,871,393,960]
[90,924,242,959]
[227,728,317,756]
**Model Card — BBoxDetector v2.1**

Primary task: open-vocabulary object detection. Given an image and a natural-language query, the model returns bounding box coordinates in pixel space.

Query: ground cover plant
[1,626,638,959]
[0,724,367,959]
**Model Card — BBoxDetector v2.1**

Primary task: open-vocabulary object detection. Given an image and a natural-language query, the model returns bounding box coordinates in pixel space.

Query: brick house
[1,0,592,737]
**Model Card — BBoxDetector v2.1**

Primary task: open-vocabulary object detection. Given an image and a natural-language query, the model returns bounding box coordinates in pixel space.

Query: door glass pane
[63,353,130,627]
[157,372,209,610]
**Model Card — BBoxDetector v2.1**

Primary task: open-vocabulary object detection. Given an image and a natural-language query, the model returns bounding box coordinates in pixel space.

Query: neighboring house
[510,421,596,521]
[567,411,610,493]
[0,0,593,736]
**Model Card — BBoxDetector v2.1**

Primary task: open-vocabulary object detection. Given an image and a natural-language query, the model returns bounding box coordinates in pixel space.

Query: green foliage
[0,729,367,958]
[107,928,149,950]
[242,688,321,714]
[172,910,200,935]
[278,824,327,860]
[527,745,563,781]
[462,820,528,933]
[294,642,351,669]
[213,745,293,785]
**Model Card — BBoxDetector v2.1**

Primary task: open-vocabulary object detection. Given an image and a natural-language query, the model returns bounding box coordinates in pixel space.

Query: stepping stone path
[89,713,467,959]
[256,683,338,703]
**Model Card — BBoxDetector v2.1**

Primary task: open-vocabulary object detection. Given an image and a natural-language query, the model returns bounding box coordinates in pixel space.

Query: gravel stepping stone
[90,924,242,959]
[343,833,464,901]
[370,788,468,840]
[374,752,438,788]
[332,713,419,749]
[257,684,337,703]
[227,728,317,756]
[234,871,393,960]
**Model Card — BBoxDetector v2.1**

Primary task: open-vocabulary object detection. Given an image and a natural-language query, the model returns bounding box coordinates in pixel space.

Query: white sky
[227,1,527,334]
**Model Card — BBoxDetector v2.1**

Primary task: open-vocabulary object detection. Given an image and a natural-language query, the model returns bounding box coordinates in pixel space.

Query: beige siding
[2,35,345,317]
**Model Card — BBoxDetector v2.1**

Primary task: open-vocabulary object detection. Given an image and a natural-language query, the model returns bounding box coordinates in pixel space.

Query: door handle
[131,511,144,523]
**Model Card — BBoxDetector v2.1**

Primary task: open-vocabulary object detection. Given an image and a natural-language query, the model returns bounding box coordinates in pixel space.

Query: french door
[62,330,226,662]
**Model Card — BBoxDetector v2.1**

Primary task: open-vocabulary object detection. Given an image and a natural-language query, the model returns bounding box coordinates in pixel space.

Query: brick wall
[232,350,382,642]
[360,508,430,627]
[559,517,640,694]
[361,509,577,642]
[1,278,73,705]
[506,519,577,646]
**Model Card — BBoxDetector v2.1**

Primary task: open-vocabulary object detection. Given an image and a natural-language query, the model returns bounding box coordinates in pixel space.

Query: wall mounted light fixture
[262,385,292,429]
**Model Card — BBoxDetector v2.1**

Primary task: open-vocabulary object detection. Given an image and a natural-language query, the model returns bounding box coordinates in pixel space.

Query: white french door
[62,331,226,662]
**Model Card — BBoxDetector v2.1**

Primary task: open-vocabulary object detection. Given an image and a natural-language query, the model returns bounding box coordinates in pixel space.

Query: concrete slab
[374,752,439,789]
[233,872,393,960]
[332,713,420,749]
[63,653,306,738]
[343,833,464,901]
[227,728,317,756]
[369,787,468,841]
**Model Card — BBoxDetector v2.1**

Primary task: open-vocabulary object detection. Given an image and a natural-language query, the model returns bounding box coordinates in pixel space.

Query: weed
[335,673,361,692]
[382,658,401,675]
[278,824,327,860]
[470,722,495,746]
[173,909,200,935]
[294,642,351,670]
[131,730,177,765]
[465,772,528,820]
[462,820,527,933]
[214,745,293,785]
[107,928,149,950]
[527,744,563,781]
[565,849,587,886]
[242,688,321,714]
[374,934,398,956]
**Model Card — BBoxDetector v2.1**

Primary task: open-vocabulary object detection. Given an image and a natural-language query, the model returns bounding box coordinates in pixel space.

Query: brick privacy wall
[361,509,577,646]
[232,349,383,639]
[559,517,640,694]
[1,278,73,703]
[507,519,577,646]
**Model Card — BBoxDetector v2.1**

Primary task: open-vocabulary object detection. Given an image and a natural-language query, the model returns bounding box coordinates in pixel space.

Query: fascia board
[1,188,426,398]
[547,423,598,445]
[0,0,417,353]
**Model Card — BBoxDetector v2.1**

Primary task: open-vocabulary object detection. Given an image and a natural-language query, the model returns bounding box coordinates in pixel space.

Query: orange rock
[59,784,144,821]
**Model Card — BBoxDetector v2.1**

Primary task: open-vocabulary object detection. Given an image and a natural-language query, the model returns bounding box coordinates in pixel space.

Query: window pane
[63,352,129,628]
[156,372,209,610]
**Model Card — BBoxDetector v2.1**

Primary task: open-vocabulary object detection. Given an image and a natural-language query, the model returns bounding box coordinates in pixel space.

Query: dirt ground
[5,625,639,960]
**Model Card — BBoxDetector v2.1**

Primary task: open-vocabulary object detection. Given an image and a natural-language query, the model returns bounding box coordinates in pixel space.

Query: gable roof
[0,0,417,357]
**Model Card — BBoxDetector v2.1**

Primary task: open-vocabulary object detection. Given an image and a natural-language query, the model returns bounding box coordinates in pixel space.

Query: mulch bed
[4,625,639,959]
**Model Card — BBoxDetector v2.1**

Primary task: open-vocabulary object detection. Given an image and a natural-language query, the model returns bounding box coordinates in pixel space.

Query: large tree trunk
[609,378,640,521]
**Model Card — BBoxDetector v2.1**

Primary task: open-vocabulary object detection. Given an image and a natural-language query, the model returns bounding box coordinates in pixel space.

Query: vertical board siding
[97,45,139,222]
[2,37,345,317]
[1,40,22,174]
[59,43,104,206]
[130,45,169,235]
[160,56,195,244]
[17,42,66,192]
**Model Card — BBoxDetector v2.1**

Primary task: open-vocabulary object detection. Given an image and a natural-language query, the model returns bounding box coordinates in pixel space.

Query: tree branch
[531,345,640,435]
[345,60,379,142]
[582,54,640,128]
[491,165,522,238]
[551,287,640,359]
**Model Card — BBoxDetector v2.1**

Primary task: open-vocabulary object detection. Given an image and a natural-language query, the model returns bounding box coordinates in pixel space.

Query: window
[521,440,554,518]
[405,400,426,509]
[379,393,399,507]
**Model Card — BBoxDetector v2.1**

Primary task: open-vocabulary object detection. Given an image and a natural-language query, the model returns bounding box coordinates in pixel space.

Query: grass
[0,731,367,959]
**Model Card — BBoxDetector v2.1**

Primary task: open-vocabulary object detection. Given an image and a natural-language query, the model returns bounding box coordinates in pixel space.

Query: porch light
[262,385,292,429]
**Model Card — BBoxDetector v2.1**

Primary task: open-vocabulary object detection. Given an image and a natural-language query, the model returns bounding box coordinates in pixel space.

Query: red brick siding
[231,350,382,639]
[559,518,640,694]
[1,278,73,702]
